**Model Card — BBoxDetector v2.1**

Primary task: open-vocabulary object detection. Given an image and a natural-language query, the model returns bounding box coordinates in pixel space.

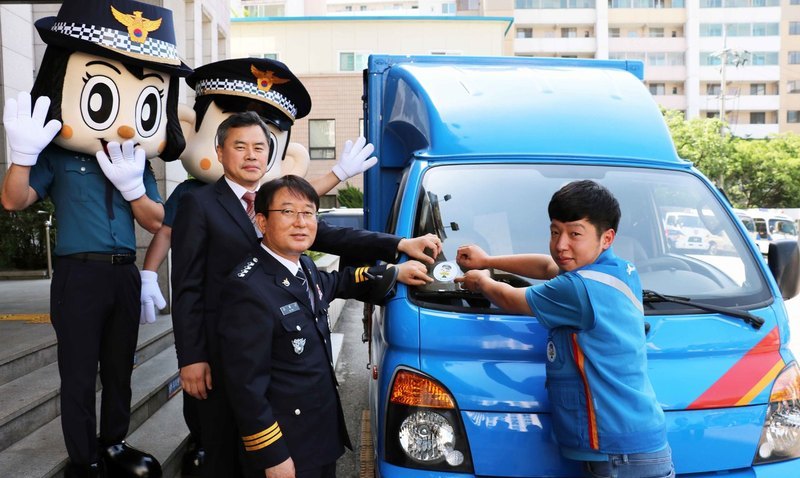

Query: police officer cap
[35,0,192,76]
[187,58,312,132]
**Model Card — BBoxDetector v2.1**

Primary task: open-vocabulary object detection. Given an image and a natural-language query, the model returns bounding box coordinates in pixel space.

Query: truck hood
[418,304,787,413]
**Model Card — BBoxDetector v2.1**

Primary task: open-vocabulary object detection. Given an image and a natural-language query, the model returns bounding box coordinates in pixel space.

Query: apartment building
[237,0,800,141]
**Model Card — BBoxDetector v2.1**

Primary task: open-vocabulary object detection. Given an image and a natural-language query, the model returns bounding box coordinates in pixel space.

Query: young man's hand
[393,260,433,286]
[397,233,442,265]
[181,362,212,400]
[454,269,491,293]
[456,244,490,270]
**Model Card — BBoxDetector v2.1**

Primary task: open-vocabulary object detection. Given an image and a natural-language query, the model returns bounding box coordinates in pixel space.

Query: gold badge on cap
[251,65,290,93]
[111,6,162,44]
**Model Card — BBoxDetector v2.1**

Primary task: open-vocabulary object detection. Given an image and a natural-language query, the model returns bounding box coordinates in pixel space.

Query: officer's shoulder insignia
[235,256,258,279]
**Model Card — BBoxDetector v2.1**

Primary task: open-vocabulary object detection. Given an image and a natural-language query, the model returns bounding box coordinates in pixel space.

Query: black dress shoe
[101,441,162,478]
[65,461,105,478]
[180,442,205,477]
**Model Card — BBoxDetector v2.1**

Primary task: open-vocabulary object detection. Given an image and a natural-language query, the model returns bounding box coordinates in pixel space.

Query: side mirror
[768,240,800,300]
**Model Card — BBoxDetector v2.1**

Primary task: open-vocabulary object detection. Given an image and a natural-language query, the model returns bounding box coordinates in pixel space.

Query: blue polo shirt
[163,178,205,228]
[29,144,162,256]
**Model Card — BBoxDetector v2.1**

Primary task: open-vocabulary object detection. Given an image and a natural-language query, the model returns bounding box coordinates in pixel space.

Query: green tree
[336,182,363,208]
[662,109,733,188]
[0,197,56,270]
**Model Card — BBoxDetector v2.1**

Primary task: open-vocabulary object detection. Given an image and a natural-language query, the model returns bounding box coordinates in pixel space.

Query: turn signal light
[389,370,455,409]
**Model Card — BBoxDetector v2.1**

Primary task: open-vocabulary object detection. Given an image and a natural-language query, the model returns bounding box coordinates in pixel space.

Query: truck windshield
[410,163,771,313]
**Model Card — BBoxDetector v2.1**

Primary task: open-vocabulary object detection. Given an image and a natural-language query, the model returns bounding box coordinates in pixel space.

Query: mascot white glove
[332,136,378,181]
[3,91,62,166]
[96,140,147,201]
[140,270,166,325]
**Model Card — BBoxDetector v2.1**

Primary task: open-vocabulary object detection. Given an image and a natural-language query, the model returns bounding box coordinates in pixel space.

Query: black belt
[62,253,136,265]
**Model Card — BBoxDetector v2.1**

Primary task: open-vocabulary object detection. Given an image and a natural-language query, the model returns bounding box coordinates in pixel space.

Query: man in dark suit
[171,112,439,477]
[218,175,425,478]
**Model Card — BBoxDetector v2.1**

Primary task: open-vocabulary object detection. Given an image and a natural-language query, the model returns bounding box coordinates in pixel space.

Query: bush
[336,182,363,208]
[0,197,56,270]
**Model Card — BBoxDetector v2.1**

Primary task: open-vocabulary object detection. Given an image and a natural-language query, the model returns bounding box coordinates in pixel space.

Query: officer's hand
[454,269,492,293]
[456,244,490,271]
[181,362,212,400]
[140,270,166,325]
[393,260,433,286]
[3,91,61,166]
[95,140,147,201]
[397,233,441,265]
[265,457,295,478]
[331,136,378,181]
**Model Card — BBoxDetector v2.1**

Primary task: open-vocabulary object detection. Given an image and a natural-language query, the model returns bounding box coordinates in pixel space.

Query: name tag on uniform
[280,302,300,315]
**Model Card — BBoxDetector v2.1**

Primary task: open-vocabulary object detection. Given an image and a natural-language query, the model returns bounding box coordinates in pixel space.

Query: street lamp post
[36,211,53,279]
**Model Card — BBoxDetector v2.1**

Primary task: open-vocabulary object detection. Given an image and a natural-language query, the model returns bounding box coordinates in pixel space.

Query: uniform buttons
[80,166,86,172]
[323,339,327,344]
[295,325,301,331]
[294,409,301,416]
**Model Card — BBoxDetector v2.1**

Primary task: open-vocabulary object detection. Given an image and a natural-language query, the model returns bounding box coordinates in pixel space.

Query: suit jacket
[171,176,401,368]
[218,247,377,471]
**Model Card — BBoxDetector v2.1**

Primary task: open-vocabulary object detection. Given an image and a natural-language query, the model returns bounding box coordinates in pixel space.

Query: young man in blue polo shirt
[455,180,674,478]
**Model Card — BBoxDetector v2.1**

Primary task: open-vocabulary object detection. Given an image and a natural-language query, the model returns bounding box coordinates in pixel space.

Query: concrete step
[0,319,175,454]
[0,322,56,387]
[0,344,180,477]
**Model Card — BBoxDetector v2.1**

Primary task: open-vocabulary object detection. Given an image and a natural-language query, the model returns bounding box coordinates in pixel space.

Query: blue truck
[360,54,800,477]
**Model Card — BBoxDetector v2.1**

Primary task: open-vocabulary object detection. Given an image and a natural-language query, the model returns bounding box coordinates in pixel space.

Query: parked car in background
[663,211,712,252]
[734,209,759,243]
[318,207,364,229]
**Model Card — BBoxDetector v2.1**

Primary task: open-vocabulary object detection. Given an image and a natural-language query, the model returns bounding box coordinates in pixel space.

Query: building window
[515,0,536,7]
[672,86,679,94]
[791,22,800,35]
[649,27,664,38]
[442,2,456,13]
[309,120,336,160]
[649,83,665,95]
[648,52,666,66]
[361,5,367,10]
[339,52,370,72]
[788,80,800,93]
[249,53,278,60]
[707,83,721,95]
[793,0,800,4]
[517,27,533,39]
[700,24,723,36]
[789,52,800,65]
[706,112,719,118]
[788,111,800,123]
[345,5,352,11]
[627,30,640,38]
[700,0,722,7]
[609,28,620,37]
[750,83,766,95]
[561,28,577,38]
[750,112,766,124]
[457,0,480,10]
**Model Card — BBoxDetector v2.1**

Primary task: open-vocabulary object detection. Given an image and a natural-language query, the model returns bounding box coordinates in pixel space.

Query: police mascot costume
[0,0,190,476]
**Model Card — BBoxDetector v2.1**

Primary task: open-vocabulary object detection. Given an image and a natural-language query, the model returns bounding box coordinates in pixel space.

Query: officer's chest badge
[546,340,557,363]
[282,277,290,287]
[291,338,306,355]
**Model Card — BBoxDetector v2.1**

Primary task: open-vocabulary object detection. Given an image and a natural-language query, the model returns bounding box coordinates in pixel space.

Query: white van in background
[746,208,798,255]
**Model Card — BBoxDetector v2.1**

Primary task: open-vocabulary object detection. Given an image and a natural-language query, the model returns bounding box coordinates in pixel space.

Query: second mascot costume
[1,0,190,476]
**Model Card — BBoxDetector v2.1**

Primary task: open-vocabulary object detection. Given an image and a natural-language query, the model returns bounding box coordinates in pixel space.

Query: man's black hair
[215,111,271,154]
[255,174,320,215]
[548,180,621,234]
[30,46,185,161]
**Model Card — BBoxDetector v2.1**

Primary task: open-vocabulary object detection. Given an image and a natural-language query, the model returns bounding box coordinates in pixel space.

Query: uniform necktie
[242,191,257,226]
[296,268,315,311]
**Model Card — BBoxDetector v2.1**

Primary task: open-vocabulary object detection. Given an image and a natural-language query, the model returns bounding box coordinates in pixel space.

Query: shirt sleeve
[28,150,54,200]
[143,160,162,203]
[525,273,595,330]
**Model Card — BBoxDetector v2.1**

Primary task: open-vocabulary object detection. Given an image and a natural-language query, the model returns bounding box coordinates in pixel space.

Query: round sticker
[432,261,458,282]
[546,340,557,363]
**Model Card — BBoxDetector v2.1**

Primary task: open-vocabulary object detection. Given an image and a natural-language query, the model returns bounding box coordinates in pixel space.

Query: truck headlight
[384,369,473,473]
[753,362,800,464]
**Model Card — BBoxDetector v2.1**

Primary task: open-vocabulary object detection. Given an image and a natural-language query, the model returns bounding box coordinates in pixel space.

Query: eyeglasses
[267,209,318,222]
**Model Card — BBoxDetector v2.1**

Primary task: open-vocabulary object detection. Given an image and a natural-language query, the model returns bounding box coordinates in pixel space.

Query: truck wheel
[359,409,377,478]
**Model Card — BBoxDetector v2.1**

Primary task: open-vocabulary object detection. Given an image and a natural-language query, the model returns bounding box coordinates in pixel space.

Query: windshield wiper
[642,289,764,330]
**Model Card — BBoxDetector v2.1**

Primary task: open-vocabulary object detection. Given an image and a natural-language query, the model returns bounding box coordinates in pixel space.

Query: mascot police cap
[35,0,191,76]
[187,58,311,131]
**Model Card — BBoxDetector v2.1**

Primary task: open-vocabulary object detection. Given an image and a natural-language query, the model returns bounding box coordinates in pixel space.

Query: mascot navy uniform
[0,0,190,476]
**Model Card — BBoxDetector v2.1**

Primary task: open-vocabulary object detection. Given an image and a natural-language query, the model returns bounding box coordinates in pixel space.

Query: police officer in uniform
[218,175,428,478]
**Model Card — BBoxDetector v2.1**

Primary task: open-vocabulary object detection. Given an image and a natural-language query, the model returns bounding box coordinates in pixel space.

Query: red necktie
[242,191,257,226]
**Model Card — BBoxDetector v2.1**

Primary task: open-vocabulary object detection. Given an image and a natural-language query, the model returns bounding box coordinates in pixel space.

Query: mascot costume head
[31,0,190,162]
[180,58,312,184]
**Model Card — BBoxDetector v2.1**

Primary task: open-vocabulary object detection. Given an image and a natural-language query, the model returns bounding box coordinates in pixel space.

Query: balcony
[515,37,597,54]
[608,8,686,24]
[699,94,780,111]
[728,123,779,138]
[515,9,597,24]
[609,37,687,51]
[653,95,687,110]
